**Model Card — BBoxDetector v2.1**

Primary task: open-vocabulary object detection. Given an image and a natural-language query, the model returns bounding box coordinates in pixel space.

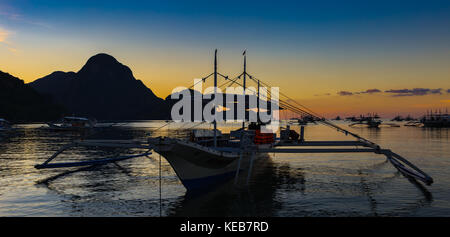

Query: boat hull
[153,139,268,191]
[422,121,450,128]
[44,123,93,131]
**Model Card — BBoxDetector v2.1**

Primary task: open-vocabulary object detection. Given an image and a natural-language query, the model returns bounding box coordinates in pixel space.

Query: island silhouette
[1,53,280,122]
[29,53,170,121]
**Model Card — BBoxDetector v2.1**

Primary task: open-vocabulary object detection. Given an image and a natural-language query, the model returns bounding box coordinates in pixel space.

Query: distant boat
[345,116,358,122]
[297,115,321,125]
[404,121,422,127]
[44,116,97,131]
[392,115,415,122]
[404,115,415,121]
[420,112,450,128]
[349,115,382,128]
[391,115,404,122]
[0,118,12,131]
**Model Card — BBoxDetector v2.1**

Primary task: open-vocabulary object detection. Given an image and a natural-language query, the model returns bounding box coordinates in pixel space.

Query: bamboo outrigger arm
[383,151,433,185]
[270,138,433,185]
[35,136,434,187]
[314,121,433,184]
[35,139,154,169]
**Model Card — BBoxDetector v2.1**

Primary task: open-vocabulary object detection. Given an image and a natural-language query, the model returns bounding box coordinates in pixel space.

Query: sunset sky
[1,0,449,118]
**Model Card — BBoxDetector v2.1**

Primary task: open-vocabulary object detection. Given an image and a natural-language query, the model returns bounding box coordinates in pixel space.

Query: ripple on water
[0,122,449,216]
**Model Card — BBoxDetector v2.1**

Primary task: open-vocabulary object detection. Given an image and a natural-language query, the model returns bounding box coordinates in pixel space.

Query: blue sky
[1,0,449,117]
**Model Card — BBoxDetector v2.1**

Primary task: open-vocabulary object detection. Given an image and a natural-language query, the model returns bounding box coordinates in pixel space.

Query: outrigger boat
[391,115,404,122]
[296,115,320,125]
[35,50,434,193]
[404,121,423,127]
[420,110,450,128]
[43,116,97,131]
[392,115,416,122]
[349,115,382,128]
[345,116,358,122]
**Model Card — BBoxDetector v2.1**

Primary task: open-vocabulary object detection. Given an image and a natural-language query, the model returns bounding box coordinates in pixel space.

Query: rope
[226,72,367,142]
[152,121,174,132]
[158,62,360,142]
[238,76,380,150]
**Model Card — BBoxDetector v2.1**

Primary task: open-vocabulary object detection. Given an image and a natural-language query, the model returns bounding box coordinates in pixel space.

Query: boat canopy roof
[192,129,222,138]
[0,118,10,123]
[63,116,90,121]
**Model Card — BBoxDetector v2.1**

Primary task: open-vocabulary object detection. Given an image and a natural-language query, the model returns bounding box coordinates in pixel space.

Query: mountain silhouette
[29,53,169,120]
[0,70,65,122]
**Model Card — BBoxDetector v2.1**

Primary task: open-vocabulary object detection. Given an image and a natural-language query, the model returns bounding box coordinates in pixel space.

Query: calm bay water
[0,121,449,217]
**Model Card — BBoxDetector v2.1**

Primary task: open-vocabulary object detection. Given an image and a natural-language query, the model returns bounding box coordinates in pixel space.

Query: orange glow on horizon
[1,47,449,119]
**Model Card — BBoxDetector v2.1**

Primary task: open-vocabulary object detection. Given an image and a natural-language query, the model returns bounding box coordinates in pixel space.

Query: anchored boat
[148,124,275,190]
[35,50,434,193]
[348,114,382,128]
[421,111,449,128]
[43,116,97,131]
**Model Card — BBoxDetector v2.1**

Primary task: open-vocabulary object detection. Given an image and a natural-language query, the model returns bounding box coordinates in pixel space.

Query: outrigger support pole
[268,139,434,185]
[242,50,247,129]
[35,139,154,169]
[213,49,218,148]
[246,152,256,185]
[36,143,76,168]
[317,121,433,184]
[35,152,151,169]
[383,150,433,185]
[234,151,244,185]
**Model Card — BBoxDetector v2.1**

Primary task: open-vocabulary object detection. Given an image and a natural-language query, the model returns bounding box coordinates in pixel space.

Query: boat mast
[257,79,260,123]
[242,50,247,129]
[214,49,218,148]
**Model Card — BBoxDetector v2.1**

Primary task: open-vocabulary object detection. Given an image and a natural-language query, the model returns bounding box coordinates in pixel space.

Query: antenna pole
[242,50,247,129]
[257,79,260,123]
[214,49,218,148]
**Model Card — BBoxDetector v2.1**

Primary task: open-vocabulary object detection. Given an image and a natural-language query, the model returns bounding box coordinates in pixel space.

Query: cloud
[0,9,21,20]
[334,87,445,97]
[337,91,353,96]
[385,89,413,94]
[314,93,331,96]
[7,47,17,53]
[385,88,442,96]
[0,28,8,42]
[337,88,381,96]
[0,27,18,54]
[430,88,442,94]
[361,89,381,94]
[0,5,51,28]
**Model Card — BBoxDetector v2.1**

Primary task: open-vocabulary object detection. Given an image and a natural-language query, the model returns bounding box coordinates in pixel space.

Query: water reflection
[168,158,306,217]
[421,127,449,140]
[0,122,447,216]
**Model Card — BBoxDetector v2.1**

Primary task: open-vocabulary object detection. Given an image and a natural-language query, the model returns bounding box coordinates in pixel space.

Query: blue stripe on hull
[181,171,236,191]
